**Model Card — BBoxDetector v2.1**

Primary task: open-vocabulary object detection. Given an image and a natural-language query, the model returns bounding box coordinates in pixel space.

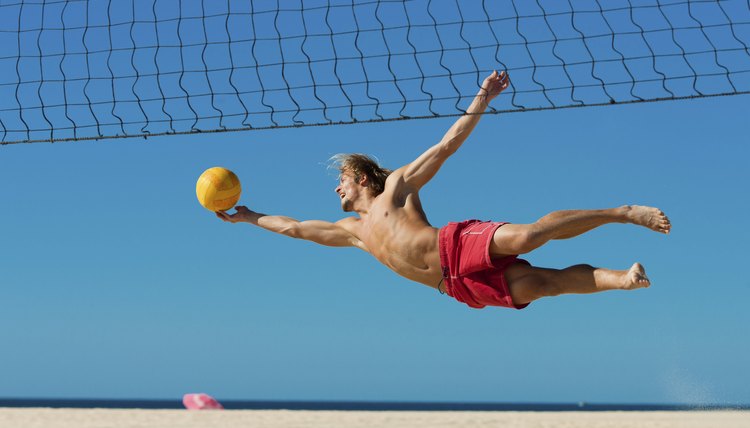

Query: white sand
[0,408,748,428]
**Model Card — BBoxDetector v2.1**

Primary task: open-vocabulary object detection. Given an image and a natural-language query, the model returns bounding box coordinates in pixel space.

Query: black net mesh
[1,0,749,144]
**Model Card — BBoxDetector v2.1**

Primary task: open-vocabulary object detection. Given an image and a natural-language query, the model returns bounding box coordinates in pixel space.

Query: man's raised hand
[480,70,510,103]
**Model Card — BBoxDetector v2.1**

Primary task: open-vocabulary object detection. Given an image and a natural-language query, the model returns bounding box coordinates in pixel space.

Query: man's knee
[540,277,564,298]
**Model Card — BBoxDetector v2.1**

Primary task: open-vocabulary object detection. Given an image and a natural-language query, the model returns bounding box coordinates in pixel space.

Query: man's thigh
[489,223,535,257]
[504,263,555,305]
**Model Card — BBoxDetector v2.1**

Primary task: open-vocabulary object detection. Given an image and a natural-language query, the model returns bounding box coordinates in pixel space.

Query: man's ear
[358,174,369,187]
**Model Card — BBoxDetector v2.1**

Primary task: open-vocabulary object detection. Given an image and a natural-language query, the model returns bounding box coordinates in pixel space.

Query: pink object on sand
[182,393,224,410]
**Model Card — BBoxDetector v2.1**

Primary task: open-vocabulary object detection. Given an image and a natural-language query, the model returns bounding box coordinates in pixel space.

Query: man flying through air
[216,70,671,309]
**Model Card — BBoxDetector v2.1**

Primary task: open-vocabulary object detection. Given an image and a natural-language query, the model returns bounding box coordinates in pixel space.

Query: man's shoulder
[385,167,423,190]
[336,216,359,223]
[335,217,366,249]
[383,167,421,198]
[335,216,361,229]
[387,166,407,182]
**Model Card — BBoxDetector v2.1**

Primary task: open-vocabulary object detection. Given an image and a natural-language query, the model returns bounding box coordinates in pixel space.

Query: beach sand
[0,408,747,428]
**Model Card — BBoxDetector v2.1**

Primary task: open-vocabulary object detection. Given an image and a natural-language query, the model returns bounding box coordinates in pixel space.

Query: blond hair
[329,153,392,196]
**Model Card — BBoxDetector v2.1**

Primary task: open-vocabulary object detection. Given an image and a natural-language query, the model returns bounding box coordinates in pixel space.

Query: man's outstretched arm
[401,70,510,189]
[217,206,362,248]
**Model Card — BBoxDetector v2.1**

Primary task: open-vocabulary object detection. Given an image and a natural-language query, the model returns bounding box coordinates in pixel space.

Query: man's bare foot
[624,205,671,234]
[623,263,650,289]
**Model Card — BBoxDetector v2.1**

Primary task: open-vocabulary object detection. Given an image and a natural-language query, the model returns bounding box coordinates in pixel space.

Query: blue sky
[1,92,748,404]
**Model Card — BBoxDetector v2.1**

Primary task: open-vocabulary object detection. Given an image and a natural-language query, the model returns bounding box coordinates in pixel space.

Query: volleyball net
[1,0,749,144]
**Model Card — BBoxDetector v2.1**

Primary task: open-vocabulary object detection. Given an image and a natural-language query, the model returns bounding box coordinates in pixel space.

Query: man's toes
[636,274,650,287]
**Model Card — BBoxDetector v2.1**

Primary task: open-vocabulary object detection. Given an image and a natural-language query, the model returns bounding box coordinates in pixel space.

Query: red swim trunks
[439,220,530,309]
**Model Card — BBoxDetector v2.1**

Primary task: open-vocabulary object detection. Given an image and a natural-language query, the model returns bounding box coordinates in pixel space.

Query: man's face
[334,171,361,212]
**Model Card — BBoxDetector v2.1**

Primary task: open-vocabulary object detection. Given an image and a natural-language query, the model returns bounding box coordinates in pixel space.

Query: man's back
[341,168,443,287]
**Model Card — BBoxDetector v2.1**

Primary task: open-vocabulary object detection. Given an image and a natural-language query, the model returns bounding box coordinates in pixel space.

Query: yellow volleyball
[196,167,242,212]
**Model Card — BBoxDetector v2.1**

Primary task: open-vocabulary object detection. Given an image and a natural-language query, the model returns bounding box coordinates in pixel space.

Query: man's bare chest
[362,199,429,242]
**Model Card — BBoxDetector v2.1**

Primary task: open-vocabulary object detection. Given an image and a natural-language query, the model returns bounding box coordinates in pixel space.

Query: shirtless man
[217,70,671,309]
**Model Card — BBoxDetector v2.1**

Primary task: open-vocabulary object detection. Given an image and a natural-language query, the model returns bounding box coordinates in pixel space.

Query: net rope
[1,0,749,145]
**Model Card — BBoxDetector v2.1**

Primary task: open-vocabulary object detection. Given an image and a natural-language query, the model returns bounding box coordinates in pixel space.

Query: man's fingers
[498,71,510,90]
